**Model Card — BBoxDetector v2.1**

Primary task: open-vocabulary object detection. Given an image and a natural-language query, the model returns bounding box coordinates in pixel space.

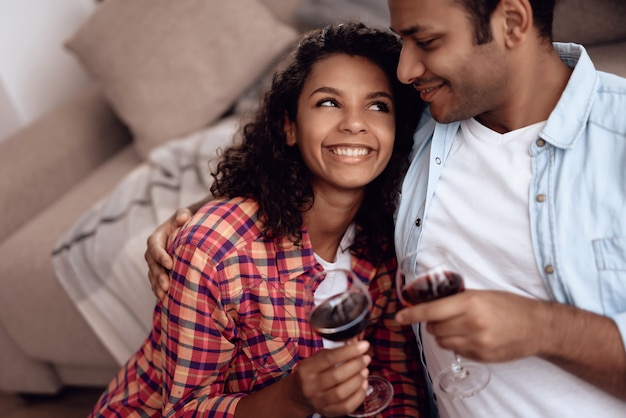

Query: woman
[91,23,426,417]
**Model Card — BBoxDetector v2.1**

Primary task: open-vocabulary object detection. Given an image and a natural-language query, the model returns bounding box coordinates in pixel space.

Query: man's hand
[145,207,193,299]
[395,290,545,362]
[395,289,626,399]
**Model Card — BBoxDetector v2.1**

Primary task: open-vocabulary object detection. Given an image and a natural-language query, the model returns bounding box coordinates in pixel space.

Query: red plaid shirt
[91,197,427,417]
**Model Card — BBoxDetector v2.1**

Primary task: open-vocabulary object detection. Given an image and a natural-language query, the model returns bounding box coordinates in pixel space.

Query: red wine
[309,292,370,341]
[401,270,464,305]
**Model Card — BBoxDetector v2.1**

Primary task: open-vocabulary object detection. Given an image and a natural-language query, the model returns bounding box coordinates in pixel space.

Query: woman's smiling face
[285,53,396,194]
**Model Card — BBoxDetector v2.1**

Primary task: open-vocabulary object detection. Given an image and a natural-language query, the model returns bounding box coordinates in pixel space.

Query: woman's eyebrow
[310,86,341,97]
[310,87,392,101]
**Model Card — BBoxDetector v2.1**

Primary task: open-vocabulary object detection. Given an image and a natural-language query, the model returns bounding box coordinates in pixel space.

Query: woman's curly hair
[210,22,425,264]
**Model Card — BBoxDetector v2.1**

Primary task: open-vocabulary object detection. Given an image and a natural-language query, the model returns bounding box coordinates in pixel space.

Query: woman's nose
[339,110,368,134]
[397,46,426,85]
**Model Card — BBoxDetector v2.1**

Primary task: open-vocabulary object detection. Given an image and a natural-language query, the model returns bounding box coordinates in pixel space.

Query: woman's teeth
[330,147,370,156]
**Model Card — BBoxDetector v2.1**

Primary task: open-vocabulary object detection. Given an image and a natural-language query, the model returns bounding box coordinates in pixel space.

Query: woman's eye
[369,102,391,112]
[318,99,338,107]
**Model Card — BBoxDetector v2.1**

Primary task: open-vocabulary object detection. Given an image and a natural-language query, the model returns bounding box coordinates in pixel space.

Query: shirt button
[536,194,546,202]
[544,265,554,274]
[435,157,442,165]
[415,218,422,227]
[536,138,546,147]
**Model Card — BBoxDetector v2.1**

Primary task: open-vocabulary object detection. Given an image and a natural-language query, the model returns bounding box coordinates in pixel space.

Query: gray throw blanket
[52,116,238,364]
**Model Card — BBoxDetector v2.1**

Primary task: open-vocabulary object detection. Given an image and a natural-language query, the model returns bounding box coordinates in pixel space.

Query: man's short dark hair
[455,0,555,44]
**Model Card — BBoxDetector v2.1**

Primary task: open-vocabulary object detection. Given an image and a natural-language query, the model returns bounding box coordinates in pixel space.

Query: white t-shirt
[313,223,355,349]
[312,224,355,418]
[419,118,626,417]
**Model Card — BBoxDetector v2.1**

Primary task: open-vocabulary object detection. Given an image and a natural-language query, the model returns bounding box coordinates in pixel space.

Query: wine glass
[306,268,393,417]
[396,246,490,400]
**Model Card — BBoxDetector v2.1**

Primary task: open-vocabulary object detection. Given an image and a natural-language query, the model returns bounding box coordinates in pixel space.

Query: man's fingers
[158,272,170,292]
[156,249,173,271]
[174,208,192,225]
[395,293,468,324]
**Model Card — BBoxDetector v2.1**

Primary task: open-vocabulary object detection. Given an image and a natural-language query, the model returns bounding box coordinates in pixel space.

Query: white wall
[0,0,97,141]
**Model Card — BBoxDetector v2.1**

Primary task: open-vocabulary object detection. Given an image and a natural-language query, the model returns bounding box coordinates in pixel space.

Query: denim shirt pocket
[592,237,626,315]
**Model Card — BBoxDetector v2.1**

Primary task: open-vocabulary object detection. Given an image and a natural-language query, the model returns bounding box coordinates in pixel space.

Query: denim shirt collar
[541,42,599,150]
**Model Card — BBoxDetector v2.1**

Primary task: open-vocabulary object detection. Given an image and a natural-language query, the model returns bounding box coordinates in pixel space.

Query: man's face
[388,0,510,124]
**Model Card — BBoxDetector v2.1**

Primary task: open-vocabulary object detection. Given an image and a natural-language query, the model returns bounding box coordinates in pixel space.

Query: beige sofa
[0,0,625,395]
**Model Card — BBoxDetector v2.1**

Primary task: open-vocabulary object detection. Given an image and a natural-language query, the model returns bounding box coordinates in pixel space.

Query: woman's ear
[284,115,297,146]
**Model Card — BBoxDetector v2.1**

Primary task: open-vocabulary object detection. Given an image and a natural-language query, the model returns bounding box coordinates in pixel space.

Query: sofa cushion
[0,84,130,243]
[65,0,299,159]
[553,0,626,45]
[293,0,391,29]
[0,146,138,367]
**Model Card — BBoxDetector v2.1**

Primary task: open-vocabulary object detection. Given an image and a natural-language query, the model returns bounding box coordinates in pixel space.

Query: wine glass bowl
[397,264,464,306]
[396,247,490,399]
[306,269,393,417]
[308,286,371,341]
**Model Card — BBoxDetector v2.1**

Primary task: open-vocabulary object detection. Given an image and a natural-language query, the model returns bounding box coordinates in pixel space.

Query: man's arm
[145,197,209,299]
[540,301,626,400]
[395,290,626,400]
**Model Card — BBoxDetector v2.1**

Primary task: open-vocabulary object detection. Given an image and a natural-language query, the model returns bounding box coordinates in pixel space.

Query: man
[147,0,626,416]
[389,0,626,416]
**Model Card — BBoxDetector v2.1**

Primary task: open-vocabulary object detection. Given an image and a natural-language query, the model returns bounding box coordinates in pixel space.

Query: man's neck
[476,43,573,134]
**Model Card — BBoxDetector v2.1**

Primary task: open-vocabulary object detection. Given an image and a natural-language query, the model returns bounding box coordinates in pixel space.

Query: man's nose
[397,46,426,85]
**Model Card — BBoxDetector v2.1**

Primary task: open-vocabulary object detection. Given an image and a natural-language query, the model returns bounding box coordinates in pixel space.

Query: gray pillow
[66,0,299,160]
[294,0,390,30]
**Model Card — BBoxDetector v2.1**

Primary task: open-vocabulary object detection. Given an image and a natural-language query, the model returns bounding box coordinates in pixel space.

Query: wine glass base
[433,361,490,400]
[348,375,394,417]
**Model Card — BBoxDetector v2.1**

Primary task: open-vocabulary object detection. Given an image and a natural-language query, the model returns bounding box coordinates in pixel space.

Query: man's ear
[497,0,532,48]
[284,115,297,146]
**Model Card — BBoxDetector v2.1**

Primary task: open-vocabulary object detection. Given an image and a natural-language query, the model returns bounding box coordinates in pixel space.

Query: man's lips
[413,82,445,101]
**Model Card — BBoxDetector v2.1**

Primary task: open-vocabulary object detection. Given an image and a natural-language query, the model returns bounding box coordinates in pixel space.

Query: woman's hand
[235,341,372,418]
[145,207,193,299]
[290,341,372,417]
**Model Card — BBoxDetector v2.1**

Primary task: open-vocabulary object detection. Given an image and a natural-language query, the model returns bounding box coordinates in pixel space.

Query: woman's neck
[304,189,363,263]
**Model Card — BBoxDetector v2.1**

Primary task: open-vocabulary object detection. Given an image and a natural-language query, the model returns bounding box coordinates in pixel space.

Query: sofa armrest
[0,83,132,242]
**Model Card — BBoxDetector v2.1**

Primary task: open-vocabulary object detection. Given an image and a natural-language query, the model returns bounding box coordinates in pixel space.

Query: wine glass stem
[451,352,464,374]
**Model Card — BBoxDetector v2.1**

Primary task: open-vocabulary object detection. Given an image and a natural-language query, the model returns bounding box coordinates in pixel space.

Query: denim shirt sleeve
[531,43,626,351]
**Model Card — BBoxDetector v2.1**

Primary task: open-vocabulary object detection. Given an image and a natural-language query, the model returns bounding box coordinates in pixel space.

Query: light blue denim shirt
[395,43,626,377]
